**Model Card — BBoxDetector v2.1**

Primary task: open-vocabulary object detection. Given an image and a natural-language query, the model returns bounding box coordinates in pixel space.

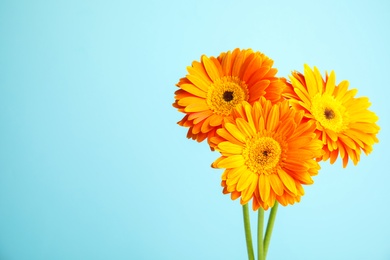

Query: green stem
[263,202,279,258]
[257,207,265,260]
[242,204,255,260]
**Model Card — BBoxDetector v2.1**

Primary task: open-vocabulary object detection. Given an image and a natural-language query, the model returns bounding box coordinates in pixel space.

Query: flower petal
[217,155,245,168]
[259,174,270,202]
[277,168,297,195]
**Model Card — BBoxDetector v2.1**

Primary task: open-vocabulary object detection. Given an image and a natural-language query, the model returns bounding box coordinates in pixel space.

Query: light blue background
[1,1,389,259]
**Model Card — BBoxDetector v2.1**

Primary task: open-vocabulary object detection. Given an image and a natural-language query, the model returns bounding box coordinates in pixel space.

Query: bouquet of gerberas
[173,48,379,260]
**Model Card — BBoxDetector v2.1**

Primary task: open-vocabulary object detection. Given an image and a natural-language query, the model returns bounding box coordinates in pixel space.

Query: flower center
[324,108,335,119]
[223,91,234,102]
[311,93,348,133]
[243,136,281,175]
[206,76,249,116]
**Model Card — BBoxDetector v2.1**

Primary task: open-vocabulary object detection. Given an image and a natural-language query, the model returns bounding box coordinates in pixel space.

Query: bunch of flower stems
[242,202,279,260]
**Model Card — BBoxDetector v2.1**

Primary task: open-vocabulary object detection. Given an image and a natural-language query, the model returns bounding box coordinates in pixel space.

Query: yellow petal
[289,75,311,105]
[211,156,225,168]
[216,128,243,146]
[324,70,336,95]
[236,118,255,138]
[313,66,324,95]
[345,129,373,146]
[335,80,349,99]
[241,174,258,202]
[217,155,245,168]
[225,123,247,143]
[186,70,210,92]
[303,64,319,98]
[218,141,243,154]
[226,170,242,187]
[340,88,358,103]
[227,165,247,179]
[180,83,206,98]
[202,55,220,81]
[237,170,254,192]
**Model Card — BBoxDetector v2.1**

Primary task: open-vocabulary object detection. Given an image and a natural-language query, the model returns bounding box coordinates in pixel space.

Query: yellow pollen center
[206,76,248,116]
[243,136,281,175]
[311,93,348,133]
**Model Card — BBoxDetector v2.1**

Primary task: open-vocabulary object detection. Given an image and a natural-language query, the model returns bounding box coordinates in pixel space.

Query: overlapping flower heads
[173,48,286,148]
[283,64,380,167]
[173,49,380,210]
[211,99,322,210]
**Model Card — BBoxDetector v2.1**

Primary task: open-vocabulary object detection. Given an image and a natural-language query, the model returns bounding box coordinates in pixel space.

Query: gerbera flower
[173,48,286,148]
[283,64,380,167]
[211,98,323,210]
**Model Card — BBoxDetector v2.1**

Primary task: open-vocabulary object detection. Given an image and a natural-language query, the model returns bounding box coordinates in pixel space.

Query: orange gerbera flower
[211,98,322,210]
[283,64,380,167]
[173,48,286,148]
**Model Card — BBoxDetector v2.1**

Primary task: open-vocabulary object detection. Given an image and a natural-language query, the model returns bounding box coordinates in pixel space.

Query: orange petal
[269,174,284,196]
[277,168,297,195]
[259,174,270,202]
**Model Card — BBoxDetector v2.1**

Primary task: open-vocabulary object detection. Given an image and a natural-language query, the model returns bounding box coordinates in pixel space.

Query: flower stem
[264,202,279,258]
[242,204,255,260]
[257,207,265,260]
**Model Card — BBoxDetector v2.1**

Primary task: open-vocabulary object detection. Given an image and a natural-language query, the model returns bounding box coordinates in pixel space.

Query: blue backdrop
[1,1,389,259]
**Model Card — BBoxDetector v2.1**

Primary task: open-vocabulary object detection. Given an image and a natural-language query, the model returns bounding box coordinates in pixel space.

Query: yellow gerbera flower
[283,64,380,168]
[211,98,323,210]
[173,48,286,148]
